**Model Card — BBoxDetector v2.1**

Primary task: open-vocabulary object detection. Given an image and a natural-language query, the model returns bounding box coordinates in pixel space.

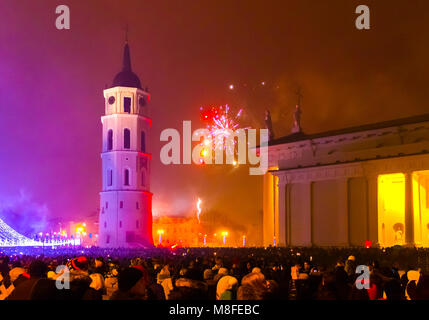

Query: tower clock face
[139,97,146,107]
[108,96,115,105]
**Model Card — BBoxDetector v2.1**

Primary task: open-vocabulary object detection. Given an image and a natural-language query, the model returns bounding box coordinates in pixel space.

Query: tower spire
[122,42,132,72]
[122,23,131,71]
[111,26,142,89]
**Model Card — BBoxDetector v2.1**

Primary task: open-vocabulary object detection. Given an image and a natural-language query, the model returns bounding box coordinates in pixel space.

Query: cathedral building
[263,108,429,248]
[98,41,153,247]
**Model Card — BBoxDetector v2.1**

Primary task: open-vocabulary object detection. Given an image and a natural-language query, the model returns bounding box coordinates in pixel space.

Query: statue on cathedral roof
[265,109,274,141]
[291,87,303,133]
[291,104,302,133]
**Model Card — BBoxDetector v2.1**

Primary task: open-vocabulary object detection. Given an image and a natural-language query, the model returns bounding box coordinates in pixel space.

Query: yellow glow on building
[377,171,429,247]
[413,170,429,247]
[263,166,279,246]
[378,173,406,247]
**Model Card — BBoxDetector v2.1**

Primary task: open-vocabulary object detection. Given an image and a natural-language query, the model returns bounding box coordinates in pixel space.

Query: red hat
[132,265,148,283]
[67,256,89,271]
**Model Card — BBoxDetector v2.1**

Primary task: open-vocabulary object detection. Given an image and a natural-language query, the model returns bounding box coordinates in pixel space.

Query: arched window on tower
[107,130,113,151]
[141,170,145,187]
[141,131,146,153]
[124,129,131,149]
[124,169,130,186]
[124,97,131,113]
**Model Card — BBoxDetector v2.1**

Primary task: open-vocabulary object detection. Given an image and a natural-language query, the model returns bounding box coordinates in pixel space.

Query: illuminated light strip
[0,217,80,247]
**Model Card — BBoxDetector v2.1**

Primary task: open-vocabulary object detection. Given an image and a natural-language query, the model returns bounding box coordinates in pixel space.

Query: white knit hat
[252,267,262,273]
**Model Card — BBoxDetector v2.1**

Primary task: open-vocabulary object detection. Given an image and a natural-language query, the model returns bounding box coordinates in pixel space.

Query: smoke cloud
[0,190,49,237]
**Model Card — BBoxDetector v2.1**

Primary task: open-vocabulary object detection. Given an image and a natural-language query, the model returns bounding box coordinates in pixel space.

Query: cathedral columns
[294,181,312,246]
[277,182,287,246]
[339,178,350,246]
[405,171,415,246]
[367,175,379,245]
[262,170,276,246]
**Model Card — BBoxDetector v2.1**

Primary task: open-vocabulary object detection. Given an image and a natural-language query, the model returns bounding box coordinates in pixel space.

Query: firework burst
[199,104,244,161]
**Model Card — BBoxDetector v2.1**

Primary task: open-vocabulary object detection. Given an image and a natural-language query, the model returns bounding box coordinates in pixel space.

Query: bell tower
[98,40,153,247]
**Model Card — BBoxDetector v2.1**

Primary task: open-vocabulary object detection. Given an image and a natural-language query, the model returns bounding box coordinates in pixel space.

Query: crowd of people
[1,246,429,300]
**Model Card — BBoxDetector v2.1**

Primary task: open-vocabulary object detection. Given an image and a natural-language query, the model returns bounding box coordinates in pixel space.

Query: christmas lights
[0,217,80,247]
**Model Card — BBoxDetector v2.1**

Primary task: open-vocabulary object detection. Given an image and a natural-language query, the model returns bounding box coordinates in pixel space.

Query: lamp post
[204,234,207,246]
[157,229,164,245]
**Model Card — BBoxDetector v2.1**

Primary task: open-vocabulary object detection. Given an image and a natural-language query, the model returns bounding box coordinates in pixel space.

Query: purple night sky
[1,0,429,237]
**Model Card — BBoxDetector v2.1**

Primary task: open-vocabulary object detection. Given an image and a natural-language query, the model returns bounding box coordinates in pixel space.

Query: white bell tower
[98,41,153,247]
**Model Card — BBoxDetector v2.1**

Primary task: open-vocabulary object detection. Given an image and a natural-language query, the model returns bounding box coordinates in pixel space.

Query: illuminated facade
[98,41,153,248]
[153,216,201,247]
[263,113,429,247]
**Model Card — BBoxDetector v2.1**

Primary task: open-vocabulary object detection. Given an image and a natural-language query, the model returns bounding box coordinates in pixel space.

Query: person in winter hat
[216,275,238,300]
[110,267,148,300]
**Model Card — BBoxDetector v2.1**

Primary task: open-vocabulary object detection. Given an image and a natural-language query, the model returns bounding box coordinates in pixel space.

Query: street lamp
[221,231,228,246]
[157,229,164,245]
[204,234,207,246]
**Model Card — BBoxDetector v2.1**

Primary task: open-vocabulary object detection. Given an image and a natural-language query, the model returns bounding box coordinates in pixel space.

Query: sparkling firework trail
[196,198,202,224]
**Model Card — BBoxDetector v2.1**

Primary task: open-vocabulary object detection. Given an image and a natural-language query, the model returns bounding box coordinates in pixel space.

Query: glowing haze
[1,1,429,242]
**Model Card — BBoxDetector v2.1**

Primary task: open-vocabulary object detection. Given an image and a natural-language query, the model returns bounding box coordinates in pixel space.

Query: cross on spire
[125,24,129,44]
